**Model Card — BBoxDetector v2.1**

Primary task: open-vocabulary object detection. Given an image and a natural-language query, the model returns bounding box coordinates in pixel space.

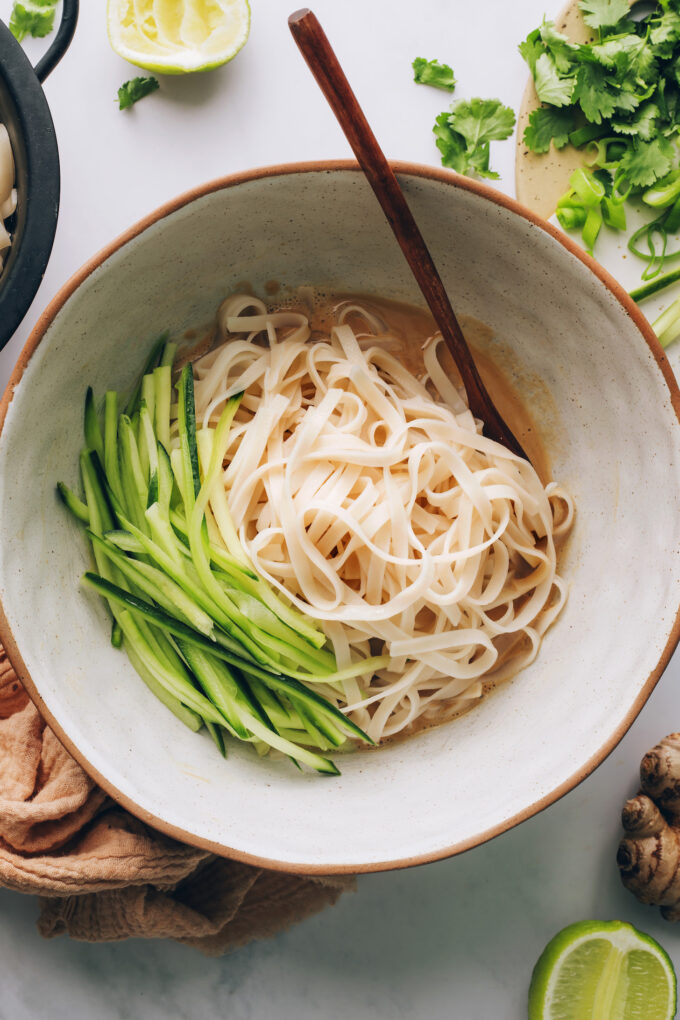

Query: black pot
[0,0,78,350]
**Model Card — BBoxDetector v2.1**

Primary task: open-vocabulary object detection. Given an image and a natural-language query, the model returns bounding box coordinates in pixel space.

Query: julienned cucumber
[57,337,381,774]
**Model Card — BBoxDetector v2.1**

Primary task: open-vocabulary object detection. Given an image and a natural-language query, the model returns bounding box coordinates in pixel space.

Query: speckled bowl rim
[2,159,680,875]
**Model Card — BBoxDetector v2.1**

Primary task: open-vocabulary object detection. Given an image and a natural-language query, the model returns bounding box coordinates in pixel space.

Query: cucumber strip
[178,644,330,770]
[133,508,274,661]
[118,416,149,532]
[90,451,121,530]
[234,671,282,733]
[201,502,224,550]
[249,679,339,747]
[284,654,391,687]
[125,332,168,417]
[148,471,159,508]
[225,588,336,672]
[247,669,373,745]
[88,531,216,636]
[81,573,279,678]
[137,416,149,481]
[184,388,315,672]
[136,508,253,636]
[224,608,334,675]
[104,392,123,504]
[111,620,123,648]
[170,447,191,510]
[196,396,242,510]
[245,679,331,752]
[160,340,177,369]
[139,403,158,485]
[56,481,90,524]
[177,641,252,739]
[247,676,298,728]
[80,455,132,631]
[153,366,172,453]
[84,572,358,759]
[141,374,155,424]
[188,398,242,583]
[195,425,251,568]
[145,502,187,570]
[177,364,201,505]
[193,430,326,649]
[156,444,175,517]
[176,640,278,747]
[84,387,104,460]
[80,451,115,535]
[105,530,145,555]
[276,726,334,751]
[243,581,327,652]
[125,635,203,732]
[296,702,347,748]
[170,510,257,580]
[116,609,224,725]
[205,721,227,757]
[209,554,328,651]
[233,707,339,775]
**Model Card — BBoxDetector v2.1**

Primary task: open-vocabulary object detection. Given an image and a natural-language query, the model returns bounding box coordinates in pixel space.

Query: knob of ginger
[618,733,680,921]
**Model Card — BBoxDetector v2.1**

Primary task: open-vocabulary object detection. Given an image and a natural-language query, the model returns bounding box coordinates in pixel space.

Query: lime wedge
[107,0,250,75]
[529,920,677,1020]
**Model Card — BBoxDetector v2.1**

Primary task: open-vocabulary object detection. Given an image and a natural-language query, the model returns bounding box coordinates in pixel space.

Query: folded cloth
[0,647,353,954]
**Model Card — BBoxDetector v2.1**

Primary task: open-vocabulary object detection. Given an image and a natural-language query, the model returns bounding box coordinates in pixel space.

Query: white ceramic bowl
[2,162,680,874]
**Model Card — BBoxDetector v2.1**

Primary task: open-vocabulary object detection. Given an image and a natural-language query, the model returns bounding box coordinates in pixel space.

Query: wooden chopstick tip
[288,8,312,26]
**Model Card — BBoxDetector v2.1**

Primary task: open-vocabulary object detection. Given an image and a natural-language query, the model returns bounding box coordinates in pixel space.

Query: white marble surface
[2,0,680,1016]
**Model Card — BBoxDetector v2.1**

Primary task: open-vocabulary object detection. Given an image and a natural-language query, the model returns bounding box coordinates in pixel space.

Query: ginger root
[617,733,680,920]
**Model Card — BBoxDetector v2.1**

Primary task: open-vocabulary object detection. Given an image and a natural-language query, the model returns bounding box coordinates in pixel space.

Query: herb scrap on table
[9,0,58,43]
[520,0,680,345]
[118,76,160,111]
[413,58,516,180]
[412,57,456,91]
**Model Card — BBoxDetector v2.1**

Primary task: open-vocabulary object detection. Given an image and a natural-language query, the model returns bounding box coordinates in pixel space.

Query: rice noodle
[191,294,574,745]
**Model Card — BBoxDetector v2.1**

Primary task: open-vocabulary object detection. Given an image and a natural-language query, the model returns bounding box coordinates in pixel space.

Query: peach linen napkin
[0,646,353,954]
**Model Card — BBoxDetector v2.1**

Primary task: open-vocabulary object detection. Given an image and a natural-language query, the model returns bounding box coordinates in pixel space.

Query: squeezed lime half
[528,920,677,1019]
[107,0,250,75]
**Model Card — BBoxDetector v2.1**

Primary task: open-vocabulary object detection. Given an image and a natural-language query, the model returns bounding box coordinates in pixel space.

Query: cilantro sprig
[117,77,160,111]
[434,99,516,179]
[412,57,456,91]
[413,58,515,180]
[10,0,58,43]
[520,0,680,285]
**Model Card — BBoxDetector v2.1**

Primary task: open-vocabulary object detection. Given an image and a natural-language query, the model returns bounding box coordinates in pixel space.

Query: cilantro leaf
[524,106,580,152]
[539,20,580,74]
[610,87,643,114]
[592,34,657,84]
[650,11,680,51]
[519,0,680,263]
[433,99,515,180]
[9,0,56,43]
[534,53,576,106]
[117,77,160,111]
[573,62,618,122]
[518,28,547,77]
[618,136,674,186]
[611,102,659,140]
[448,97,516,147]
[433,113,468,173]
[412,58,456,91]
[578,0,630,30]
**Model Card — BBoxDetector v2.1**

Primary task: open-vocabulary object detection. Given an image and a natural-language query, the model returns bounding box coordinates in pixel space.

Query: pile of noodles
[190,294,573,744]
[0,125,16,268]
